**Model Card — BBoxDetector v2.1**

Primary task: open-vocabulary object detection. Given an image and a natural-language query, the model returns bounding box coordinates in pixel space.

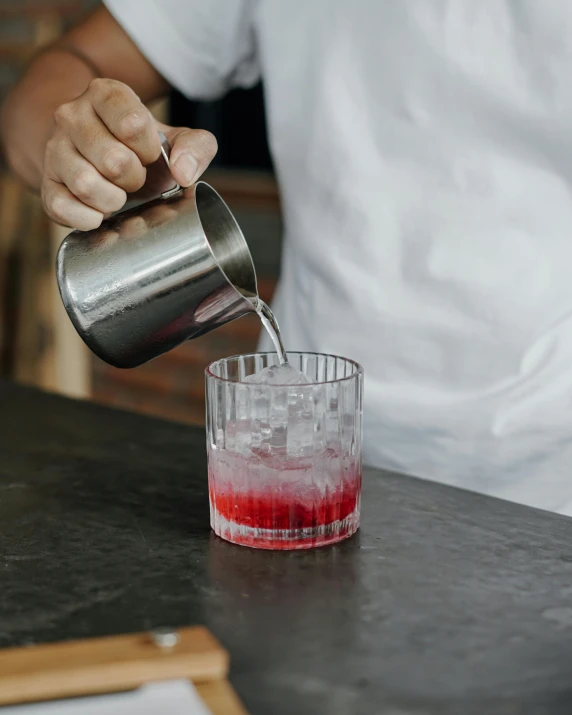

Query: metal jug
[56,134,258,369]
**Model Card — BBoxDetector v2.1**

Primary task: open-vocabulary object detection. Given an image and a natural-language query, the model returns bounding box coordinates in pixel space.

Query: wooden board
[196,680,250,715]
[0,627,233,708]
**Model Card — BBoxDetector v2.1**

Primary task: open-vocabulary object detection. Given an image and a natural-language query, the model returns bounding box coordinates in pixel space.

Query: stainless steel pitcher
[56,134,259,369]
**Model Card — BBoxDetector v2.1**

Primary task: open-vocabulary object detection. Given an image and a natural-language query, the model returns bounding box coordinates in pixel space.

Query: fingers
[89,78,161,165]
[46,136,127,214]
[42,77,218,231]
[53,100,146,193]
[162,125,218,187]
[42,178,104,231]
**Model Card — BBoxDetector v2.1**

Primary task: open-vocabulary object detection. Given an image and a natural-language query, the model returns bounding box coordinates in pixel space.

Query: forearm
[0,48,96,190]
[1,5,169,192]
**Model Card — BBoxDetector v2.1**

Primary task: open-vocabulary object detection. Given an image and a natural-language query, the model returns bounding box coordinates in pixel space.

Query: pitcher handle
[157,131,182,199]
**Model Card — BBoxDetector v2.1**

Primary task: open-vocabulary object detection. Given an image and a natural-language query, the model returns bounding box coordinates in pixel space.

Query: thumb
[159,123,218,187]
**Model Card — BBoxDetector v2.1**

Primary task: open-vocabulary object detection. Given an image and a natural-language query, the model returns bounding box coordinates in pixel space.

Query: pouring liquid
[255,299,288,365]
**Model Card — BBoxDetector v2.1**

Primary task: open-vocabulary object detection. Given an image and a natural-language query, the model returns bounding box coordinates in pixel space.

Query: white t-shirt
[105,0,572,514]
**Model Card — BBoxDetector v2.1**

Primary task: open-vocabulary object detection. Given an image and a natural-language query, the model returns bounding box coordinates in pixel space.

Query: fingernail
[174,153,198,185]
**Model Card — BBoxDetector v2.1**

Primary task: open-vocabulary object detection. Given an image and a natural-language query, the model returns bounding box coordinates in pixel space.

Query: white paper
[1,680,211,715]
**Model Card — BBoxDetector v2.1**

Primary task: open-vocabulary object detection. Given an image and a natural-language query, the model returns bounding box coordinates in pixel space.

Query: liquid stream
[255,299,288,365]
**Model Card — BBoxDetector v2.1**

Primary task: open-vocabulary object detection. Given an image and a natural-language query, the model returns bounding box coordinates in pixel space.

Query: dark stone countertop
[1,380,572,715]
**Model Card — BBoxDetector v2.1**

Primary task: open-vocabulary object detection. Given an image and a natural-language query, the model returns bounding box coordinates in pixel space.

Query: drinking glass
[205,352,363,549]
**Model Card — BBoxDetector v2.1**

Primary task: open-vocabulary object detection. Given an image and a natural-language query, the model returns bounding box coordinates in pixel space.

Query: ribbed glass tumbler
[206,352,363,549]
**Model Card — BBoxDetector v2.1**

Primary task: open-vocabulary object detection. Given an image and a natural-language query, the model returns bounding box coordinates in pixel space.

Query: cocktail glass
[205,352,363,549]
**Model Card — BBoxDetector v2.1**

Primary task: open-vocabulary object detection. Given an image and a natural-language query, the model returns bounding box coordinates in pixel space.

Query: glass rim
[205,351,364,387]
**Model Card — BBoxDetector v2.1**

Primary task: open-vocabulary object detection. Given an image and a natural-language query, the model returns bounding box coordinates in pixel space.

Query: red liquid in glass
[208,449,361,549]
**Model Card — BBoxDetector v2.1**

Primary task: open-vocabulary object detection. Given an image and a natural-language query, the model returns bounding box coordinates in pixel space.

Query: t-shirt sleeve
[103,0,260,100]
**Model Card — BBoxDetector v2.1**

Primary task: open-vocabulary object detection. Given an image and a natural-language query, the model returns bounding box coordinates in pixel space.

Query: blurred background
[0,0,283,426]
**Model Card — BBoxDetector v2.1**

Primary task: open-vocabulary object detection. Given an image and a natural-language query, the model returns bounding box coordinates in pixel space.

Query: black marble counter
[1,381,572,715]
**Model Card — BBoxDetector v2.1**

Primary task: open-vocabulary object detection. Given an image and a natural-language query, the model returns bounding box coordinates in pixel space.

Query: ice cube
[244,363,311,386]
[238,363,314,456]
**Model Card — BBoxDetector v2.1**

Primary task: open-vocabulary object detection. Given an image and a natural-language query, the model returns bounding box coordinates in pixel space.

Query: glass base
[210,503,360,550]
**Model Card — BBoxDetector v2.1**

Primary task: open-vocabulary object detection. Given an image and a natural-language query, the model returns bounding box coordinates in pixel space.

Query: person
[3,1,572,515]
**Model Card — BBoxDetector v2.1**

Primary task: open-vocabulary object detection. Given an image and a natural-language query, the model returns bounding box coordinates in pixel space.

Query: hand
[42,78,217,230]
